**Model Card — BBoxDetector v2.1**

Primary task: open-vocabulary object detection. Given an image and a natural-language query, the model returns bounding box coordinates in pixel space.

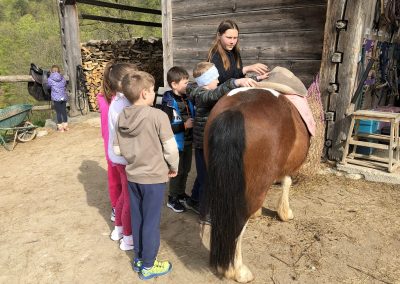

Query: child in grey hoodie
[114,71,179,280]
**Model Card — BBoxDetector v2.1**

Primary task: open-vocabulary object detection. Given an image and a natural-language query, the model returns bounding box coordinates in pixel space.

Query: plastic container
[356,120,380,155]
[358,119,380,134]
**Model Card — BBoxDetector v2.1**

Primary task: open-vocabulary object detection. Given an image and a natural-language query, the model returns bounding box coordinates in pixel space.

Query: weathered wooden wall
[169,0,327,86]
[319,0,377,160]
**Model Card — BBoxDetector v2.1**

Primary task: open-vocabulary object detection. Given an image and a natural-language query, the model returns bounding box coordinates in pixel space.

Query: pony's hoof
[287,208,294,220]
[277,207,294,222]
[235,264,254,283]
[250,208,262,219]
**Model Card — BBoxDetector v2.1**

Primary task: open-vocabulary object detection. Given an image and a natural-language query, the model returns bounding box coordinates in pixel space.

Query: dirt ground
[1,114,399,284]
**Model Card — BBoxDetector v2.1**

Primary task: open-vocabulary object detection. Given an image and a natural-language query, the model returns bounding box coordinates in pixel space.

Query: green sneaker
[133,258,143,272]
[139,260,172,280]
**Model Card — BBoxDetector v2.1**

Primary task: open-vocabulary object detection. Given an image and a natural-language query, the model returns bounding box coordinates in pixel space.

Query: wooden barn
[60,0,399,166]
[162,0,392,163]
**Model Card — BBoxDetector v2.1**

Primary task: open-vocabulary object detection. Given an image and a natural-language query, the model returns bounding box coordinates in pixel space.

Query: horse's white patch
[227,87,280,97]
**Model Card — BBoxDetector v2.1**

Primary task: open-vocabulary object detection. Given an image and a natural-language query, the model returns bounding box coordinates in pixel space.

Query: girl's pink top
[97,93,110,160]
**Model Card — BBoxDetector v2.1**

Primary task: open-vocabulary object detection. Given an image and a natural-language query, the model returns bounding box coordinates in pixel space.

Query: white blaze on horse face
[227,87,281,97]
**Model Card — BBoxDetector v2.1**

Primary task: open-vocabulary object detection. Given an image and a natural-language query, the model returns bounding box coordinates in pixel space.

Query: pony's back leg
[220,221,254,283]
[277,176,294,221]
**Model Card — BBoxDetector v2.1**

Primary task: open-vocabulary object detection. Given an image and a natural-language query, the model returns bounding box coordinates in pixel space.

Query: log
[0,75,34,82]
[0,75,69,83]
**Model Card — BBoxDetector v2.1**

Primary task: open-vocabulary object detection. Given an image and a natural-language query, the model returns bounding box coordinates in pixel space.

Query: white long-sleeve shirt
[107,92,130,165]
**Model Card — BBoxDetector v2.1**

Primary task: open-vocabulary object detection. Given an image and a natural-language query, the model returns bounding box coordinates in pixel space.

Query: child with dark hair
[161,66,195,213]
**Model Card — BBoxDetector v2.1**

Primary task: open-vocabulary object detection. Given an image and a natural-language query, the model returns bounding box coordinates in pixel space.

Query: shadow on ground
[78,159,113,230]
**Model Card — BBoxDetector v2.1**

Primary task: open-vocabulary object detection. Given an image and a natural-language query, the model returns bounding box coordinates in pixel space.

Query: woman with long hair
[207,19,269,85]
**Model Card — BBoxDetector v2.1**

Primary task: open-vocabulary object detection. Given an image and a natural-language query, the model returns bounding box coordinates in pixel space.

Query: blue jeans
[128,182,166,268]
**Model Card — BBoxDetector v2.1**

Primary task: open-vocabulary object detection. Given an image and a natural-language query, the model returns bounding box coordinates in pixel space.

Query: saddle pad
[226,87,316,136]
[227,87,280,97]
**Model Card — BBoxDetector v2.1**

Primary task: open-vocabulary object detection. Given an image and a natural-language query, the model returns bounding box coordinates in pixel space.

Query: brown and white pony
[202,87,311,282]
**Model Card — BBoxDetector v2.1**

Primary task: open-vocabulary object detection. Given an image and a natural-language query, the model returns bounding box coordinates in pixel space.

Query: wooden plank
[32,105,52,111]
[77,0,161,15]
[80,14,161,27]
[329,0,379,160]
[172,0,326,18]
[350,153,391,164]
[174,30,324,61]
[172,6,327,37]
[0,75,70,83]
[345,158,389,171]
[355,133,392,141]
[353,110,400,120]
[0,75,34,83]
[349,139,389,150]
[162,0,173,87]
[61,4,83,117]
[319,0,347,152]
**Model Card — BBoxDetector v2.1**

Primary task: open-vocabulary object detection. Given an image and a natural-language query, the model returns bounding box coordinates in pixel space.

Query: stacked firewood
[80,38,163,111]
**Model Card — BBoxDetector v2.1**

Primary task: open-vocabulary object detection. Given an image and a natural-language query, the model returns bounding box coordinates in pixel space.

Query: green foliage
[0,0,162,110]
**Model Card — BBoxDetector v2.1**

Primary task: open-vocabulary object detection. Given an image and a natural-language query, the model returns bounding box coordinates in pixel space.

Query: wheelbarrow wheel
[17,122,37,142]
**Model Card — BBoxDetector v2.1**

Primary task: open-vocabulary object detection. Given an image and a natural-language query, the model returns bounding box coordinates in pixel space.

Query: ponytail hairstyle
[102,62,138,104]
[207,19,241,71]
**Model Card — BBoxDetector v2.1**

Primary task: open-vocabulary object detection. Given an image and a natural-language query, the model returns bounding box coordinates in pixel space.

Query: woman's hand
[235,78,258,87]
[256,72,270,81]
[243,63,269,75]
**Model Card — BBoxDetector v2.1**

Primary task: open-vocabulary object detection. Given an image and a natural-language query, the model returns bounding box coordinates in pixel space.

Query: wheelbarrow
[0,104,37,151]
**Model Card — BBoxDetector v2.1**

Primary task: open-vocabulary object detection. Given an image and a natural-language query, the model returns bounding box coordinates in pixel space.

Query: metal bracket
[331,52,343,63]
[335,20,348,31]
[328,83,339,93]
[325,112,335,121]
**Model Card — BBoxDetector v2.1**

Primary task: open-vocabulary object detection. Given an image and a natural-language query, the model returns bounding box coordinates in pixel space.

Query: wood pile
[81,38,163,111]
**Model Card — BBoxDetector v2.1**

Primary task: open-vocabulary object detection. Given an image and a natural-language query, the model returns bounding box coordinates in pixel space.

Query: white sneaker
[110,226,123,241]
[110,208,115,222]
[119,237,134,251]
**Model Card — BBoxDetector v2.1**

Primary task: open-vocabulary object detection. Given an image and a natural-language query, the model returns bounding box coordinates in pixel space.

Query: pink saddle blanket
[284,94,316,136]
[227,87,316,136]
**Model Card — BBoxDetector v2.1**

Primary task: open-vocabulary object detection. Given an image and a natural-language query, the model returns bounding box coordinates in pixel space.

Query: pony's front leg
[199,223,211,251]
[277,176,294,221]
[221,221,254,283]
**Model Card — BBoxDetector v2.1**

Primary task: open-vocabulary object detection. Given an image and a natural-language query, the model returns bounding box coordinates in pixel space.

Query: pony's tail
[207,110,247,270]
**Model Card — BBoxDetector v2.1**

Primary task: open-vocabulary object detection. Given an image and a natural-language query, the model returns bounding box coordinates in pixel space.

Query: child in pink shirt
[102,62,138,251]
[97,93,121,222]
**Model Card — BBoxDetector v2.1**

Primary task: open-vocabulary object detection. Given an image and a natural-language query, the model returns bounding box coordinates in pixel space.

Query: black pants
[169,144,192,197]
[53,101,68,123]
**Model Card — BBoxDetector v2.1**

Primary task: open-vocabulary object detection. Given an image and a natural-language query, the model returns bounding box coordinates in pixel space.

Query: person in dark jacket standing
[161,66,195,213]
[185,62,258,220]
[207,19,269,85]
[47,65,68,132]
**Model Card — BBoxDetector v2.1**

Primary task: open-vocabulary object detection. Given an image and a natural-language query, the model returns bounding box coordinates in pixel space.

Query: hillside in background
[0,0,161,108]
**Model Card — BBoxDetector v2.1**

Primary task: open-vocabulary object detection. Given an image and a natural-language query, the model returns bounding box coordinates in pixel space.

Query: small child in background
[103,62,138,251]
[114,71,179,280]
[186,62,258,220]
[161,67,195,213]
[47,65,68,132]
